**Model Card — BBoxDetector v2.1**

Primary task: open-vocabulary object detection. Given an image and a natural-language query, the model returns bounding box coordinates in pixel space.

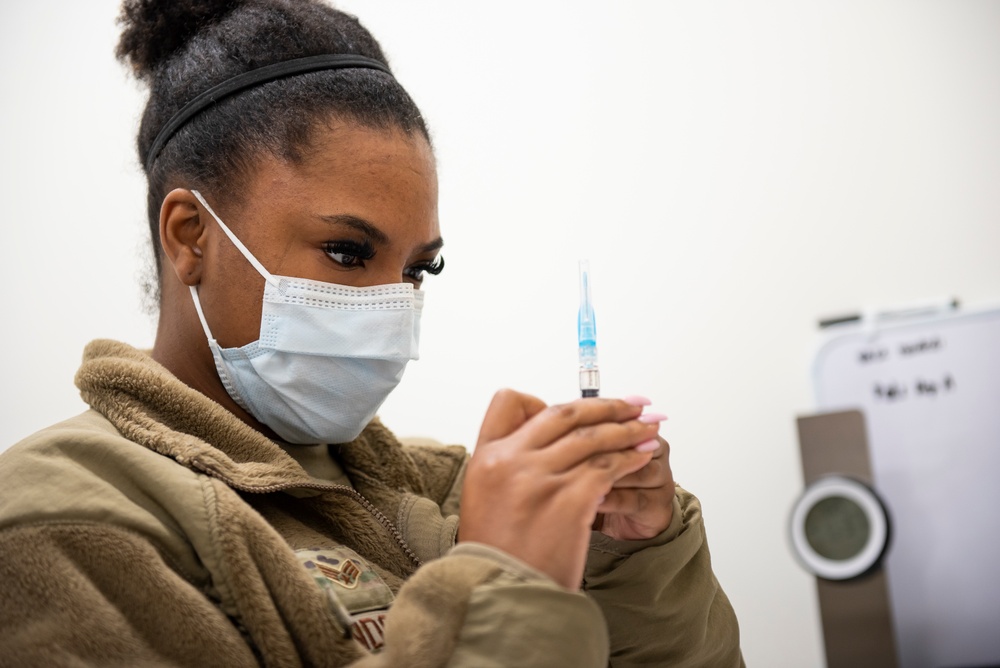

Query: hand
[458,390,661,590]
[593,433,675,541]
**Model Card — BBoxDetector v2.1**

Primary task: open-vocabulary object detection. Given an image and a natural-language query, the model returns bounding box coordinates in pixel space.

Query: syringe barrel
[579,367,600,393]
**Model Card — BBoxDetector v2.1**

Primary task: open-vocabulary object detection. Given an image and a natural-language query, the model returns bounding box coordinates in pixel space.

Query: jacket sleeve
[400,444,742,667]
[0,522,258,667]
[583,485,744,667]
[360,543,611,668]
[381,460,609,667]
[0,504,606,668]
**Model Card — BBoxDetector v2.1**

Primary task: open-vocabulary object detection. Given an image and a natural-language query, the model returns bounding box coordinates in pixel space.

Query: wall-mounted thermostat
[790,475,890,581]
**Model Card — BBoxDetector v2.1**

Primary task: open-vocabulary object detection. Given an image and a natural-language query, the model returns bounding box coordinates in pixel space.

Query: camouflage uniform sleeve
[583,486,744,667]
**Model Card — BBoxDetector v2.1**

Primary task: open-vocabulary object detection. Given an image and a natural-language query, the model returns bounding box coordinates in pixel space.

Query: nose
[361,257,409,287]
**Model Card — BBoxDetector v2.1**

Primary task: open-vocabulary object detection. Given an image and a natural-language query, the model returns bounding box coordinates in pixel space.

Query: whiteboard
[814,307,1000,668]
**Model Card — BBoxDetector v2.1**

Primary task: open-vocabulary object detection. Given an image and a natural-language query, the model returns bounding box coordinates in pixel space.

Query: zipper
[327,485,424,569]
[193,460,423,569]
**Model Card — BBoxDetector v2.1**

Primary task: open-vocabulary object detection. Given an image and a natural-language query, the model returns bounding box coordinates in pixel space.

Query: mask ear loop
[187,189,280,342]
[190,189,280,287]
[189,285,217,342]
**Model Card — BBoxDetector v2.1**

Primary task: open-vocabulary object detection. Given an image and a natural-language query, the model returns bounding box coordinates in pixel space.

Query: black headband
[144,54,393,172]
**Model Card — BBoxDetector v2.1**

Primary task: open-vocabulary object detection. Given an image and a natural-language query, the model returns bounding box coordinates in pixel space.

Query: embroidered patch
[315,557,362,589]
[296,546,394,651]
[351,612,388,651]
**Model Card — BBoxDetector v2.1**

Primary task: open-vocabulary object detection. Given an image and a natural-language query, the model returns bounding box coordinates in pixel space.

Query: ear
[159,188,207,286]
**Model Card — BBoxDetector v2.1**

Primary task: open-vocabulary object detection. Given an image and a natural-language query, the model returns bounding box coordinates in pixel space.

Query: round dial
[790,476,889,580]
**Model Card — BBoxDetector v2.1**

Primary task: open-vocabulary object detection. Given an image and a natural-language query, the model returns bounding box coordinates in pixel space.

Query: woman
[0,1,742,665]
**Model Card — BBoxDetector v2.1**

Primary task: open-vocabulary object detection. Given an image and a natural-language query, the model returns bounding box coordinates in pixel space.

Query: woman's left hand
[593,436,675,541]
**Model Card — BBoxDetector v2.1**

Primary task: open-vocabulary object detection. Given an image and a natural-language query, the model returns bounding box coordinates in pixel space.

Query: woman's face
[191,121,441,349]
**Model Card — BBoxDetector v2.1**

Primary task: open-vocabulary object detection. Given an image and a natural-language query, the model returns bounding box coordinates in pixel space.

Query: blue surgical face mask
[188,190,423,444]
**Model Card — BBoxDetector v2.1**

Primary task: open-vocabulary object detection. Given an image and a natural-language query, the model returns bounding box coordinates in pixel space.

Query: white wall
[2,2,999,665]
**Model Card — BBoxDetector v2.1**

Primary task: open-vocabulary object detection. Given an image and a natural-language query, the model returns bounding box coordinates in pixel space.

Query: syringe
[578,260,600,398]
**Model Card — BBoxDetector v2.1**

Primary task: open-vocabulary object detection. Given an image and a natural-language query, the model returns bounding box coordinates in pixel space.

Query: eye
[324,240,375,268]
[404,255,445,283]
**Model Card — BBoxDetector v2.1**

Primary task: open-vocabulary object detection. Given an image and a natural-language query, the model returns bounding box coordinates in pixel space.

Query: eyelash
[324,241,444,282]
[405,255,445,282]
[324,240,376,268]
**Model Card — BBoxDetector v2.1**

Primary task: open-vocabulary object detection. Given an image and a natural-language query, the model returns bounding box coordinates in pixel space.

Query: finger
[611,437,671,482]
[548,454,651,531]
[598,487,674,520]
[542,419,662,472]
[514,398,645,452]
[545,449,657,534]
[476,389,548,447]
[649,436,670,460]
[571,447,656,498]
[609,457,670,490]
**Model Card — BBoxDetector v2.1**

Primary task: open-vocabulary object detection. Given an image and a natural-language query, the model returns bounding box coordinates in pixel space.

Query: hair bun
[116,0,242,78]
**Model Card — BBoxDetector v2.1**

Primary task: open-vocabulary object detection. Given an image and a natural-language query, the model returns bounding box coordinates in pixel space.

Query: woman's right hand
[457,389,661,590]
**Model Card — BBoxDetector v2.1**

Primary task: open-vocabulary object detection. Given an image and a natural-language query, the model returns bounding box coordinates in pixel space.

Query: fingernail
[635,438,660,453]
[624,395,652,406]
[638,412,668,424]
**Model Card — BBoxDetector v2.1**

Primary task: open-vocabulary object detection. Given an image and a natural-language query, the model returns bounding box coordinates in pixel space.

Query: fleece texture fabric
[0,340,743,667]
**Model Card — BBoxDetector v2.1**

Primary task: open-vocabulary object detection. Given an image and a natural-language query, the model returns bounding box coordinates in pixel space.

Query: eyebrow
[417,237,445,254]
[318,214,444,255]
[318,214,390,246]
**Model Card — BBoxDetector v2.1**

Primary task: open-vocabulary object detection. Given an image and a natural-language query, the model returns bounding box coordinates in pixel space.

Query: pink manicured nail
[635,438,660,453]
[638,412,668,424]
[623,395,652,406]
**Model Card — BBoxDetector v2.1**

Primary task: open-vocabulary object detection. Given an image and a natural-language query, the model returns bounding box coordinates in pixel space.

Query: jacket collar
[75,339,417,496]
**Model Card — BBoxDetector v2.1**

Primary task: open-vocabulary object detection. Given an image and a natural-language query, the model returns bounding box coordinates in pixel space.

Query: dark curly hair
[116,0,429,292]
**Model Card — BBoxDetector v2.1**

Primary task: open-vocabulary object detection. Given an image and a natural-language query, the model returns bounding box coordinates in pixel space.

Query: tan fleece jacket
[0,340,742,667]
